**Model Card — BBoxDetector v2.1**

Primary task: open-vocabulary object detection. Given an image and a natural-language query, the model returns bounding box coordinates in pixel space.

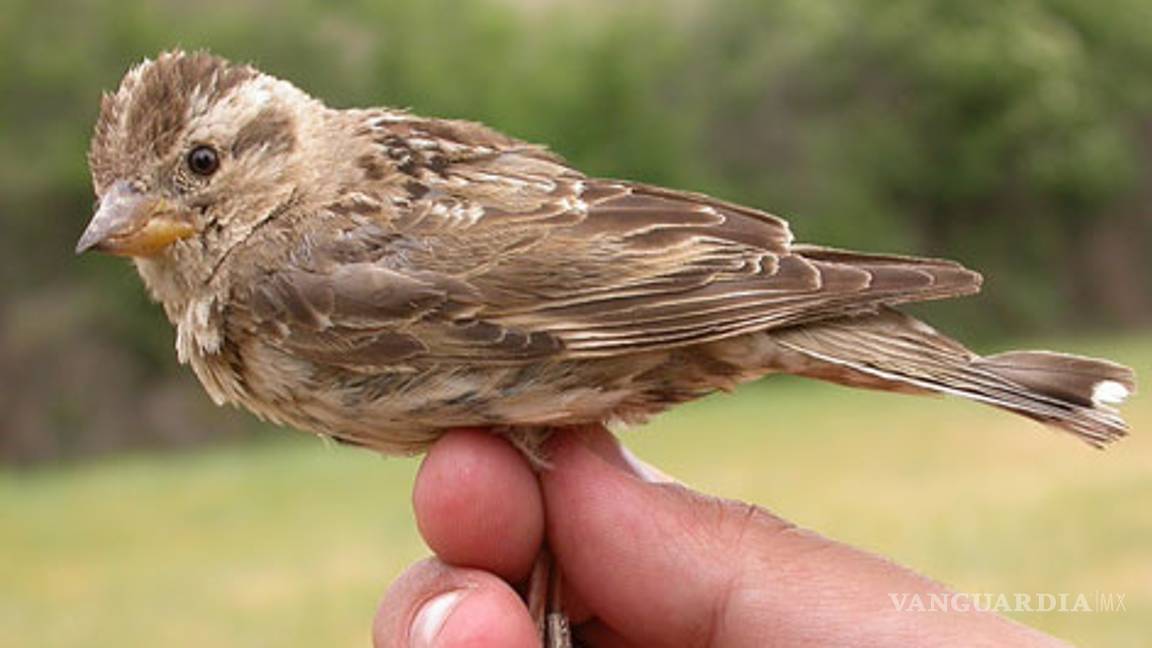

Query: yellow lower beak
[76,181,196,257]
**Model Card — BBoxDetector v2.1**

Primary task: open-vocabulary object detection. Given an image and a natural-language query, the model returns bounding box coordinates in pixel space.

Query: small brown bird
[78,49,1135,646]
[78,50,1135,455]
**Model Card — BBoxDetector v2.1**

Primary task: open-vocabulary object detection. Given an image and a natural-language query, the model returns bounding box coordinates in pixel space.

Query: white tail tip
[1092,380,1131,407]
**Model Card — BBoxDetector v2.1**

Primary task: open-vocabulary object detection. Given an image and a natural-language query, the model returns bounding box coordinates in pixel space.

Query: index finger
[412,429,545,583]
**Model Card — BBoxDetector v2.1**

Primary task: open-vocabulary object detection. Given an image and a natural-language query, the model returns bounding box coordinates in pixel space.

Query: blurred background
[1,0,1149,645]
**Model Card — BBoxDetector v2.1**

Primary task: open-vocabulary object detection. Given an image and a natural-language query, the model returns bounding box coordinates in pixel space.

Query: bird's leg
[526,544,550,634]
[501,425,573,647]
[527,544,572,647]
[547,552,572,648]
[501,425,556,471]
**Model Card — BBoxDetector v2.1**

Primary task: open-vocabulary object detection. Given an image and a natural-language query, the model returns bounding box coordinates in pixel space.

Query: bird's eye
[187,145,220,176]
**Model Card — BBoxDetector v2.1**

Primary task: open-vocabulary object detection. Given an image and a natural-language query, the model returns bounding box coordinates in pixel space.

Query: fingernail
[568,426,636,473]
[619,445,677,484]
[549,427,679,483]
[410,589,466,648]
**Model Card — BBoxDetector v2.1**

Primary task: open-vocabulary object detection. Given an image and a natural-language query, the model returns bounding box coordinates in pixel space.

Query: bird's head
[78,51,326,296]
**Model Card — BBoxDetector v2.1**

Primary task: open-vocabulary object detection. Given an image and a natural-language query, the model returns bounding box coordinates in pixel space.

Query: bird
[77,50,1135,643]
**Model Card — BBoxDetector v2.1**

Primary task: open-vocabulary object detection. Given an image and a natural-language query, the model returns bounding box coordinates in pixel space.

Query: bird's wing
[238,123,981,369]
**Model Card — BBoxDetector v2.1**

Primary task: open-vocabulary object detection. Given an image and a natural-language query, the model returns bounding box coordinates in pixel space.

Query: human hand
[374,427,1067,647]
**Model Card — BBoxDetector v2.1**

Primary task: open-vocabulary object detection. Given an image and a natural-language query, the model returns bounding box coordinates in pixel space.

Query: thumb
[539,428,1061,648]
[541,429,791,646]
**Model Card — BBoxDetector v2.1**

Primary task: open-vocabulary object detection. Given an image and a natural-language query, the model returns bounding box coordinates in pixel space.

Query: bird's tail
[769,309,1136,446]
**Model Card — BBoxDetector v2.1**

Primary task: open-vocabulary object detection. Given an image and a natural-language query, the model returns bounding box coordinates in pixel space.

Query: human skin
[373,428,1068,647]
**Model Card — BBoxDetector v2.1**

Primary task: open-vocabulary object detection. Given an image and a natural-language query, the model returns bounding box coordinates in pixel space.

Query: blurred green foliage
[680,0,1152,335]
[1,0,1149,460]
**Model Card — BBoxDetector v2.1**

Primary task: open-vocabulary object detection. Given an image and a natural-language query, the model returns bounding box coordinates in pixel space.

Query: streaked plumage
[79,51,1136,457]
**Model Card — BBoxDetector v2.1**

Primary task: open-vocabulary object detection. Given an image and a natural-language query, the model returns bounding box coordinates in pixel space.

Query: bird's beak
[75,181,196,257]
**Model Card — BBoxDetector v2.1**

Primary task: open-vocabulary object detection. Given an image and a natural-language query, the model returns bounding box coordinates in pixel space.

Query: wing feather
[238,122,982,368]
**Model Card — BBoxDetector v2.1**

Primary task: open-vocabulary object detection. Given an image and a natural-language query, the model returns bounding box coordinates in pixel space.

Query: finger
[413,429,544,582]
[542,429,770,645]
[374,558,538,648]
[542,428,1058,647]
[573,618,645,648]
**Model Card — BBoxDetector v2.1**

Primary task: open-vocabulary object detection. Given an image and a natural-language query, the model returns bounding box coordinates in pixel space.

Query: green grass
[3,335,1150,646]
